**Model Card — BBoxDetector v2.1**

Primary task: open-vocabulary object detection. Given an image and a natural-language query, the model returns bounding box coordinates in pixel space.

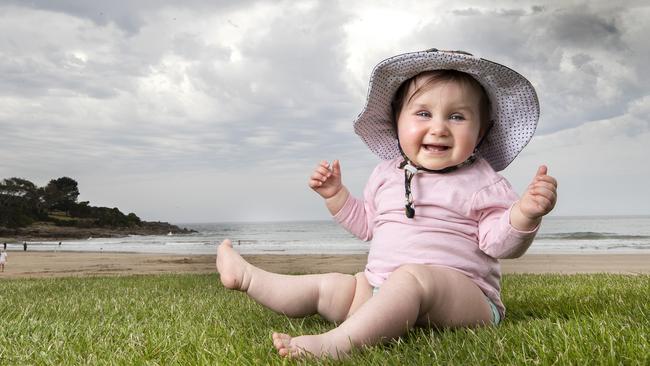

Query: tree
[0,177,39,199]
[42,177,80,213]
[0,177,43,227]
[127,213,141,226]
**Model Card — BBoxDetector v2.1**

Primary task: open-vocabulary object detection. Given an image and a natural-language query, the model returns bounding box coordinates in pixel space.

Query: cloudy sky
[1,0,649,223]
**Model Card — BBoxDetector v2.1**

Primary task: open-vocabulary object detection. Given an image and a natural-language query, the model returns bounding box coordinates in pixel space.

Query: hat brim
[353,49,540,172]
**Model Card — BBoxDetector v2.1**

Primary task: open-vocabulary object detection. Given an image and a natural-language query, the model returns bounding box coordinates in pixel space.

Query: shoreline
[1,251,649,279]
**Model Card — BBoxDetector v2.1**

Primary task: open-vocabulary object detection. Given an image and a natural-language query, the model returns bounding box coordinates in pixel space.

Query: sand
[1,251,649,279]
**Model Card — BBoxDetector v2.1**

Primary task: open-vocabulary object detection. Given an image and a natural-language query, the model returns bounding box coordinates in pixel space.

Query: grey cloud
[0,64,120,99]
[2,1,357,175]
[570,53,594,69]
[423,3,649,136]
[452,8,482,16]
[0,32,141,100]
[2,0,144,34]
[1,0,257,34]
[172,33,231,61]
[452,6,534,18]
[179,2,359,168]
[531,5,545,13]
[497,8,527,17]
[528,5,646,132]
[546,5,622,49]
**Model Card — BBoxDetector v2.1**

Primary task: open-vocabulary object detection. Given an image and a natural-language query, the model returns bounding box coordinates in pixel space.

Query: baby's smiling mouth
[423,144,450,152]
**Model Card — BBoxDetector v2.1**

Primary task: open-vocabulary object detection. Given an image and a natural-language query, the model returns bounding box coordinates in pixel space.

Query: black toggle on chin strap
[402,162,418,218]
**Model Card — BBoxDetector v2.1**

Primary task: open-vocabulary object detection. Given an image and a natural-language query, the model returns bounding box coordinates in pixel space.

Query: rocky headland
[0,221,195,242]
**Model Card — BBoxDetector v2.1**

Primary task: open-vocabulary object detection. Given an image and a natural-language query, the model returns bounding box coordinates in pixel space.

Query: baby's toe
[272,333,291,351]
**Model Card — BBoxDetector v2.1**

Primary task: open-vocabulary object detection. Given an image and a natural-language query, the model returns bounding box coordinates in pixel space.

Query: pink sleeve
[473,178,539,259]
[332,166,380,241]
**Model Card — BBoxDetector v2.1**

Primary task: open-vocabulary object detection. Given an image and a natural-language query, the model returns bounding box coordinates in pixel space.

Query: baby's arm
[510,165,558,231]
[309,160,350,216]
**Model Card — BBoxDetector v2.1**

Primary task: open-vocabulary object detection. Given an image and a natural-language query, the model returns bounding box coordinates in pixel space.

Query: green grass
[1,273,648,365]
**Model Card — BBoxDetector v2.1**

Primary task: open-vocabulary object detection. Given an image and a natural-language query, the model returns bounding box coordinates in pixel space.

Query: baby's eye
[449,113,465,121]
[416,111,431,118]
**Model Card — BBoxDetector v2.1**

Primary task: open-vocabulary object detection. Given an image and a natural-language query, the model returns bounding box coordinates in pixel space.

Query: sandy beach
[1,251,649,279]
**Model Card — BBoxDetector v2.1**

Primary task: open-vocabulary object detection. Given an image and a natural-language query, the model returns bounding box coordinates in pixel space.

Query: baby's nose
[427,119,449,135]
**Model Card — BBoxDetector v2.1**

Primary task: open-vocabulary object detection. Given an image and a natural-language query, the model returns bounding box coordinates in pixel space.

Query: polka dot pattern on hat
[353,50,540,172]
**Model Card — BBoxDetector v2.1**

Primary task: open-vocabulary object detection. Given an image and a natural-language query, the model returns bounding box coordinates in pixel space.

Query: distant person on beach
[2,242,6,250]
[217,49,557,359]
[23,241,27,251]
[0,249,7,272]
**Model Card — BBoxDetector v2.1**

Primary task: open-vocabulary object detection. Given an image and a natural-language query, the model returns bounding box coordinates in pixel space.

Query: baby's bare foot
[216,239,252,291]
[272,332,350,359]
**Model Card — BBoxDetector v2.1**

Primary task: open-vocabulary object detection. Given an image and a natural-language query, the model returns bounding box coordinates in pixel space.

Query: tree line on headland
[0,176,193,238]
[0,176,140,228]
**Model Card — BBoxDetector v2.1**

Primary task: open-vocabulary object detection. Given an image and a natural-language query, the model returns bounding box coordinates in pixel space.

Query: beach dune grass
[1,273,648,365]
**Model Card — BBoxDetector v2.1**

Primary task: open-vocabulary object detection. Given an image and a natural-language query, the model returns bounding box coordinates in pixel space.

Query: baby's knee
[317,273,357,322]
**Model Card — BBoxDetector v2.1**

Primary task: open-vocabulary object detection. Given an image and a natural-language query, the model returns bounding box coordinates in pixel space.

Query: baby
[217,49,557,359]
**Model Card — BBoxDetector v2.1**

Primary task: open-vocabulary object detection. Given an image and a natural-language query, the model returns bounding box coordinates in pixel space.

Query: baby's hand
[309,160,343,199]
[519,165,558,220]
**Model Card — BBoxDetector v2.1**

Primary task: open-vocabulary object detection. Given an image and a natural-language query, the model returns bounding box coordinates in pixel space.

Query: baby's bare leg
[273,264,493,359]
[216,239,360,322]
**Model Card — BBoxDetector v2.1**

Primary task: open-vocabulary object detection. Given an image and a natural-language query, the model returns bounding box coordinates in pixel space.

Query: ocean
[10,216,650,255]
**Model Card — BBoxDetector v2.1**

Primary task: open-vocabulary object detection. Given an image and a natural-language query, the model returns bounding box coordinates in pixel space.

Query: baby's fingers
[534,174,558,188]
[528,187,556,202]
[527,187,557,210]
[528,186,557,203]
[532,180,558,196]
[317,165,332,178]
[532,194,555,212]
[308,178,322,189]
[310,170,328,184]
[313,161,332,178]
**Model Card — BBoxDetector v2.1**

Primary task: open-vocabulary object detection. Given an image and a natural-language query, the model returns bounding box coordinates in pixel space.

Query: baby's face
[396,77,482,170]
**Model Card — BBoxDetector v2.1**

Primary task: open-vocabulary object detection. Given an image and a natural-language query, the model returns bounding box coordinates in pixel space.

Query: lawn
[1,273,648,365]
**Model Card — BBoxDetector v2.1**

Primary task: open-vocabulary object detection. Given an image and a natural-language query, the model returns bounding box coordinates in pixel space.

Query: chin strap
[398,144,477,219]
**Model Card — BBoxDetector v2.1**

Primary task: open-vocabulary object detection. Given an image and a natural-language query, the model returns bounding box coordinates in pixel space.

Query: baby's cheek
[398,133,419,152]
[398,125,421,141]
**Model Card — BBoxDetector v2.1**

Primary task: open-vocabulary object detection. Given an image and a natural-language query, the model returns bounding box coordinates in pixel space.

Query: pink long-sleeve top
[333,157,538,317]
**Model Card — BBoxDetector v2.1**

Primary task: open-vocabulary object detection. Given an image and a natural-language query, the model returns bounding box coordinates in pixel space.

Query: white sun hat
[353,48,540,172]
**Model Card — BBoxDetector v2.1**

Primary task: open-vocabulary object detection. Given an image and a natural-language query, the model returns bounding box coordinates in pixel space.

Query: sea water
[11,216,650,255]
